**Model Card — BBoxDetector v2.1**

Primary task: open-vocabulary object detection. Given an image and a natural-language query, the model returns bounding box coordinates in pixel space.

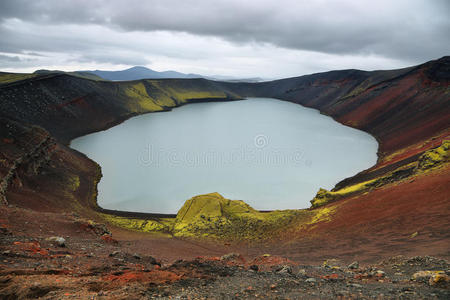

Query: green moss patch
[418,140,449,170]
[172,193,308,240]
[0,72,37,85]
[100,213,173,235]
[311,140,450,208]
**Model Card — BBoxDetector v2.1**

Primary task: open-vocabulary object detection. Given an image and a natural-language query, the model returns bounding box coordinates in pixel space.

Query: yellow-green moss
[67,175,80,192]
[149,80,229,104]
[306,206,336,225]
[164,87,226,103]
[310,178,376,208]
[61,174,82,208]
[342,78,374,99]
[418,140,449,170]
[311,140,450,208]
[0,73,37,84]
[172,193,306,240]
[100,213,174,234]
[310,188,338,208]
[121,80,236,114]
[96,192,339,240]
[123,82,165,112]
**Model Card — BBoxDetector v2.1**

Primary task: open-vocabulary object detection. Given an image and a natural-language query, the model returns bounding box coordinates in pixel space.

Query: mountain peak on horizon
[126,66,152,71]
[86,66,202,81]
[33,65,265,82]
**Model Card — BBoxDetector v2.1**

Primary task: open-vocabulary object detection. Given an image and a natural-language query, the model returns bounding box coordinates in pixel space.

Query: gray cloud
[75,53,151,66]
[0,0,106,24]
[0,54,21,62]
[22,52,47,57]
[0,54,38,68]
[1,0,448,62]
[0,0,448,77]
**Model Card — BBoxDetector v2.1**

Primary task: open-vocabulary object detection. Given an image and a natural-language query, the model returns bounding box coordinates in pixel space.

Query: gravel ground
[0,206,449,299]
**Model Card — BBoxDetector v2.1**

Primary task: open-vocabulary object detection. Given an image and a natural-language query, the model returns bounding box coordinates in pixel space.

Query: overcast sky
[0,0,448,79]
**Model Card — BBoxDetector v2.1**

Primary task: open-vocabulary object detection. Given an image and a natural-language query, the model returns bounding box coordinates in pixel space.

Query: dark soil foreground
[1,205,449,299]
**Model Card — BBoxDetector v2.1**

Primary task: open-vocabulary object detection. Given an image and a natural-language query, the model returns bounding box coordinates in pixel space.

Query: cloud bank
[0,0,448,78]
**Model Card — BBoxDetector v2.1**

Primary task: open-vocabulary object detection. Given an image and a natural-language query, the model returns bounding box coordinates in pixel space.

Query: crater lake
[71,98,378,213]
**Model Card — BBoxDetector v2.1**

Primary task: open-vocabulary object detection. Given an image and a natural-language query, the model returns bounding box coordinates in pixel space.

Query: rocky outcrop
[310,188,339,209]
[0,118,56,205]
[171,193,314,240]
[418,140,450,170]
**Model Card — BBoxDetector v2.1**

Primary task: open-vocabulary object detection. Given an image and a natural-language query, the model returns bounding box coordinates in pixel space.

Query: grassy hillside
[0,72,38,85]
[34,69,105,81]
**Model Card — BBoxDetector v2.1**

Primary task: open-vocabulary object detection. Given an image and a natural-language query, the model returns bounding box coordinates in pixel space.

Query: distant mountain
[201,73,263,82]
[34,69,104,81]
[34,66,266,82]
[219,77,265,83]
[85,66,203,81]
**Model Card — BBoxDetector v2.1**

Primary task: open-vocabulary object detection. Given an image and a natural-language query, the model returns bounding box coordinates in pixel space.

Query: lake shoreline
[71,98,378,214]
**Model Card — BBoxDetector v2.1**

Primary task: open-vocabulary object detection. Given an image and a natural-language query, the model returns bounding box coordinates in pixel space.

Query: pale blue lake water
[71,98,378,213]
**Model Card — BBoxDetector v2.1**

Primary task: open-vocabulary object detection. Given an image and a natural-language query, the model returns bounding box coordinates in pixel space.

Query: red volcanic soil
[373,131,450,171]
[1,192,450,298]
[268,164,450,264]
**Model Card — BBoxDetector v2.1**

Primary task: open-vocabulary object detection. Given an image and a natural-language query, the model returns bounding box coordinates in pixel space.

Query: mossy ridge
[100,213,174,236]
[122,82,166,112]
[0,72,37,84]
[376,132,449,170]
[310,177,379,209]
[417,140,449,169]
[305,206,337,226]
[171,193,315,240]
[311,140,450,208]
[142,81,178,107]
[149,80,232,104]
[120,80,237,114]
[95,192,344,240]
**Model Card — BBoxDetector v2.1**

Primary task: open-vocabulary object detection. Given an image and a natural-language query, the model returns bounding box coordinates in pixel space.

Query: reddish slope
[268,165,450,263]
[0,118,100,212]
